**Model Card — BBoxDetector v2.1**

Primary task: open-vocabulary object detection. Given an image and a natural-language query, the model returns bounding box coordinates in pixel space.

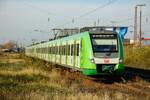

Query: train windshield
[90,34,118,52]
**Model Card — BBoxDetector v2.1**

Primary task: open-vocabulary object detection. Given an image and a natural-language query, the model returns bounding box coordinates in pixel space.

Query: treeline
[0,41,24,53]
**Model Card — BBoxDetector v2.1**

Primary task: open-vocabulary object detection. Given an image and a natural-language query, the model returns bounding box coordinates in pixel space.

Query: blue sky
[0,0,150,46]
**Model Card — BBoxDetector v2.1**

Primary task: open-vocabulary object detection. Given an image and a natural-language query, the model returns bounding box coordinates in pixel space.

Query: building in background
[142,38,150,46]
[123,38,134,46]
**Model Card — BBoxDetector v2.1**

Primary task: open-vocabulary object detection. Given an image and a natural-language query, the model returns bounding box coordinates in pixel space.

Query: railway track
[124,66,150,81]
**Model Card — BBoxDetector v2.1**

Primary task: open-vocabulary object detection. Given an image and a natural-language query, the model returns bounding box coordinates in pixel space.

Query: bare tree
[2,40,17,49]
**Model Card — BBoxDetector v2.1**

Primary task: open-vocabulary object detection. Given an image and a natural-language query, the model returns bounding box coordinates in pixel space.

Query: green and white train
[25,26,127,76]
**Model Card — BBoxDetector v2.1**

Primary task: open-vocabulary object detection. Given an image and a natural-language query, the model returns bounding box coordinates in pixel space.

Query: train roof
[27,26,127,47]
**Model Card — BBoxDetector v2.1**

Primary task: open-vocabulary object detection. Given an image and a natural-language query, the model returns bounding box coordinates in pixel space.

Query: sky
[0,0,150,46]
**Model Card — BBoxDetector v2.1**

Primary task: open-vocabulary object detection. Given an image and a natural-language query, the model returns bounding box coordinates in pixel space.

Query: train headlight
[119,59,123,63]
[90,58,95,63]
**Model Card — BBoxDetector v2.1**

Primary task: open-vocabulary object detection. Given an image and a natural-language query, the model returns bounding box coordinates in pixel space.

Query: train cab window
[90,34,118,52]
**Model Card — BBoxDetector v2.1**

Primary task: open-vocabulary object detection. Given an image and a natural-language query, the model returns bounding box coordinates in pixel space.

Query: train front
[81,27,127,76]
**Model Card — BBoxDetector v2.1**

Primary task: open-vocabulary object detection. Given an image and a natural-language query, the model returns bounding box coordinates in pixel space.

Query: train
[25,26,128,76]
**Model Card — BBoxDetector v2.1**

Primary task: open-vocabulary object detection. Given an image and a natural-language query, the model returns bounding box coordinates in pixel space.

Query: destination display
[90,34,117,39]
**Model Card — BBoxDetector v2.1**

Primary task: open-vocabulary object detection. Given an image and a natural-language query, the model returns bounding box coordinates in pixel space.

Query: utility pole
[134,6,137,45]
[139,7,142,47]
[134,4,146,46]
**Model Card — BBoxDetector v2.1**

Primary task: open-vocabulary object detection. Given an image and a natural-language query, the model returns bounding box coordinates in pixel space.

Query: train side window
[45,47,47,54]
[63,46,65,55]
[54,46,56,54]
[74,44,76,56]
[71,44,73,56]
[58,46,60,55]
[50,47,51,54]
[54,47,56,54]
[64,46,65,55]
[61,46,63,55]
[63,46,64,55]
[57,46,59,55]
[77,44,79,56]
[68,45,70,56]
[44,48,45,54]
[56,46,57,54]
[52,47,53,54]
[46,47,49,54]
[66,45,67,55]
[43,48,45,54]
[59,46,61,55]
[53,47,54,54]
[57,46,58,55]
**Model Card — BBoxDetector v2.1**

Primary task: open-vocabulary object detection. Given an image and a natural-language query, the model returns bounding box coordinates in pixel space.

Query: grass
[124,46,150,70]
[0,53,150,100]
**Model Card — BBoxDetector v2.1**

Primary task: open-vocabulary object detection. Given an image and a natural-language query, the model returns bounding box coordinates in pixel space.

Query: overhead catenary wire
[111,13,150,24]
[22,1,72,20]
[55,0,118,28]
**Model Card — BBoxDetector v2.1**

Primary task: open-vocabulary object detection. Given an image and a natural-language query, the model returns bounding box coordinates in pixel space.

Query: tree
[2,41,17,49]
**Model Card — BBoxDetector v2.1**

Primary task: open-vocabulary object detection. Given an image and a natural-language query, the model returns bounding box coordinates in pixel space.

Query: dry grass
[0,53,150,100]
[124,46,150,70]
